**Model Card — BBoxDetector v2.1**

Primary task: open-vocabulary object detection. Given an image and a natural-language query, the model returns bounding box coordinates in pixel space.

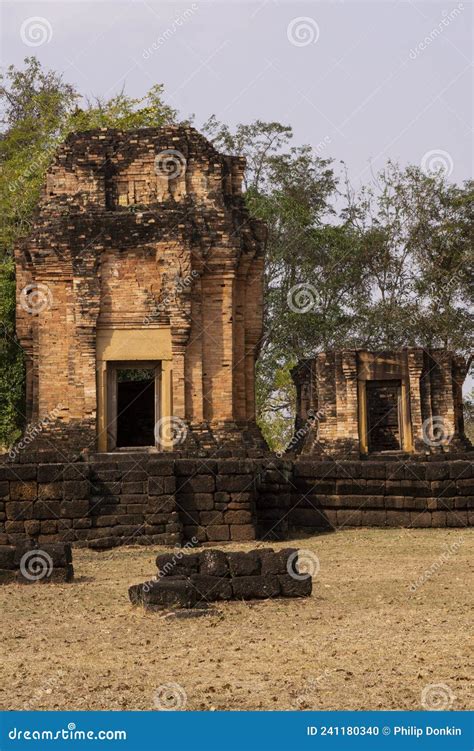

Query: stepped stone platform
[0,450,472,550]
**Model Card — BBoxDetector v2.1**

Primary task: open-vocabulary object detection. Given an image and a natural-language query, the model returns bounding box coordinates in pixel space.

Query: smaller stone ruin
[129,548,312,611]
[292,348,471,457]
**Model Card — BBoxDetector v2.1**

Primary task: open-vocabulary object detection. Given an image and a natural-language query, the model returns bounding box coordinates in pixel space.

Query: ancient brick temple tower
[15,126,267,452]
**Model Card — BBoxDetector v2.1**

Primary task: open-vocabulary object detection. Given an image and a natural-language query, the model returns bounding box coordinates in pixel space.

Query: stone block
[450,462,471,479]
[200,511,224,525]
[121,482,145,494]
[130,578,197,609]
[278,573,312,597]
[191,574,232,601]
[215,475,254,493]
[6,501,34,520]
[409,512,431,527]
[359,509,386,526]
[431,511,447,527]
[156,552,199,578]
[9,482,37,501]
[199,549,229,577]
[291,507,331,528]
[232,575,280,600]
[5,465,37,481]
[34,501,60,519]
[183,525,207,543]
[336,509,362,527]
[38,482,63,500]
[206,525,230,541]
[63,480,89,500]
[60,499,89,518]
[223,510,253,524]
[24,519,41,536]
[146,495,175,513]
[148,477,176,495]
[38,464,64,483]
[457,479,474,495]
[227,551,260,577]
[0,569,16,584]
[446,511,468,527]
[147,459,174,476]
[230,525,256,541]
[385,511,411,527]
[179,476,215,494]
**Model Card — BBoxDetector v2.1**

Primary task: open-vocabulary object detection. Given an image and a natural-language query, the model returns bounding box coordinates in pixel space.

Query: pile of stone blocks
[0,542,73,584]
[129,547,312,611]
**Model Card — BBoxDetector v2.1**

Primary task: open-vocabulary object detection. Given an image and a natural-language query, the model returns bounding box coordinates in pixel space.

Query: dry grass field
[1,528,472,712]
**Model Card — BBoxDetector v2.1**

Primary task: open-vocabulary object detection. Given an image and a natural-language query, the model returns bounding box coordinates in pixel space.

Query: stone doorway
[366,379,402,452]
[105,361,161,451]
[116,368,156,447]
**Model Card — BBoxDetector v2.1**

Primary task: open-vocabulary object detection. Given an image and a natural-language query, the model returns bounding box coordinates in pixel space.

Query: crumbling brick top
[42,125,250,213]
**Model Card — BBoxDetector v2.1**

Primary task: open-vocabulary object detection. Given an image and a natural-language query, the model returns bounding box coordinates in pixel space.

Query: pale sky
[1,0,472,189]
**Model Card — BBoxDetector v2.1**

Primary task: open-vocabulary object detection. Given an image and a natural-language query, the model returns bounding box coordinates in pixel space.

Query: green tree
[343,163,473,354]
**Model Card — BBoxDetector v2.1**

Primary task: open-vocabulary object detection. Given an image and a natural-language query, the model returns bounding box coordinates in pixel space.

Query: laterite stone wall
[0,453,472,549]
[258,457,473,538]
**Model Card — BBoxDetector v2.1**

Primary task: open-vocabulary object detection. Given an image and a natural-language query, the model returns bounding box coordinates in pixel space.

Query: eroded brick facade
[15,126,266,452]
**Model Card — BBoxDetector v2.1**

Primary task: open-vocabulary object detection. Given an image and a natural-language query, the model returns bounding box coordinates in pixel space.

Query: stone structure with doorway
[15,126,266,453]
[291,349,471,457]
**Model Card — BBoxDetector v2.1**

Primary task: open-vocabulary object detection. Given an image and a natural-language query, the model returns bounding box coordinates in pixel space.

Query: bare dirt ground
[1,528,472,711]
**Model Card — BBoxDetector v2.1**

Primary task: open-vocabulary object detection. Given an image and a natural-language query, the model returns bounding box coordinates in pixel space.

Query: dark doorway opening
[366,379,402,452]
[116,368,155,447]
